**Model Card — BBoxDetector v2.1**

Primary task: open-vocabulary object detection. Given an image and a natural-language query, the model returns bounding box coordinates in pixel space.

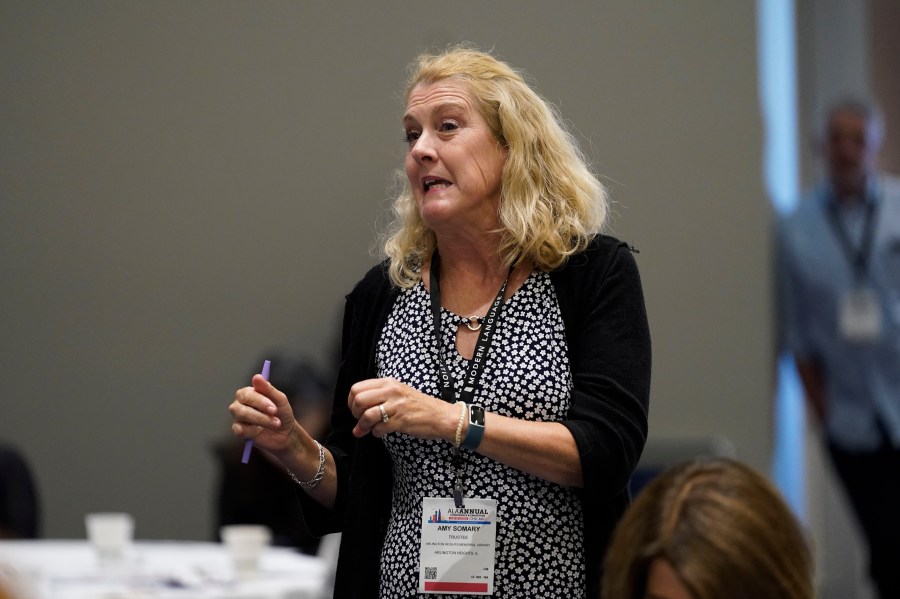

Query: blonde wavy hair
[602,458,814,599]
[383,45,607,288]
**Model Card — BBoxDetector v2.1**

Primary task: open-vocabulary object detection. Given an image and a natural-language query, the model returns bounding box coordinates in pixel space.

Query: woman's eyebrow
[403,101,468,125]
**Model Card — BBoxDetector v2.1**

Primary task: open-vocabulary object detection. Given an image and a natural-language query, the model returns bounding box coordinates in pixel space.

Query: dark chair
[629,435,736,498]
[0,442,40,539]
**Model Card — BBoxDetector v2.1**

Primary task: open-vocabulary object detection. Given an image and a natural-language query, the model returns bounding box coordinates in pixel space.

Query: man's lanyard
[826,191,879,285]
[428,251,511,507]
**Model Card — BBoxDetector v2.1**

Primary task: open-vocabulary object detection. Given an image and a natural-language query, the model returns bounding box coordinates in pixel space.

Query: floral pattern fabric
[376,272,585,598]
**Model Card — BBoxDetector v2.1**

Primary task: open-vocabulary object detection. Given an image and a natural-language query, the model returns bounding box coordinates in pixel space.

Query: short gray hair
[820,96,885,146]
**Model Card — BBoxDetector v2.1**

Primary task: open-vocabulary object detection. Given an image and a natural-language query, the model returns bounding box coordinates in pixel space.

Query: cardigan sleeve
[294,264,395,538]
[552,236,651,598]
[554,237,652,498]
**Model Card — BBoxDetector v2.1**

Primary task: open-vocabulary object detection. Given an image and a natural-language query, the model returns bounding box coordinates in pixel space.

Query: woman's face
[644,558,694,599]
[403,79,507,235]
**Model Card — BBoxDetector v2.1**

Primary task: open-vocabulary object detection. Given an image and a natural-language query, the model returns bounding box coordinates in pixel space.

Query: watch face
[470,405,485,426]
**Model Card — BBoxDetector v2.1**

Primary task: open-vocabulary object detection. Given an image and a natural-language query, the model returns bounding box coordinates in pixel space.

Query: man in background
[777,98,900,599]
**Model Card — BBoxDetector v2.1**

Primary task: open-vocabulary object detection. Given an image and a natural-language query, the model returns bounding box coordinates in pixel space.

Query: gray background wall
[1,2,770,543]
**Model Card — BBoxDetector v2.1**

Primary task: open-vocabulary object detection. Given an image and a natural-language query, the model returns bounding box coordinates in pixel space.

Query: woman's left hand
[348,377,457,441]
[350,377,583,487]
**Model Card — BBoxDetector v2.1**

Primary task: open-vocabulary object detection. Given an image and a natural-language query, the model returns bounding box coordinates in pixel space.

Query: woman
[602,458,814,599]
[230,45,651,598]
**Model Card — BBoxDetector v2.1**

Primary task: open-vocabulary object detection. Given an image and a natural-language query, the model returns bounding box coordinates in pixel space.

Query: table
[0,539,328,599]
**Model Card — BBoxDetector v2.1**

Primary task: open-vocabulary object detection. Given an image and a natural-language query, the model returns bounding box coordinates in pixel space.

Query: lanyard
[428,251,511,507]
[826,193,878,285]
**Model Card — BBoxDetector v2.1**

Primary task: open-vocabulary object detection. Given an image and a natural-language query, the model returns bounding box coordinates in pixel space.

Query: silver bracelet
[286,440,325,489]
[454,401,468,449]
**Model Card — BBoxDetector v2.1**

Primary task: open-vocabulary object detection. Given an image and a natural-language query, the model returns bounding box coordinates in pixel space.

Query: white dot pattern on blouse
[375,271,585,598]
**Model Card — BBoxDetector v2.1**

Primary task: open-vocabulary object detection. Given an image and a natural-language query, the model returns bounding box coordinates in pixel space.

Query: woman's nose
[410,131,436,163]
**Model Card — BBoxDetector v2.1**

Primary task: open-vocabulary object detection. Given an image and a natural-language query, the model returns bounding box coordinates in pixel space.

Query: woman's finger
[230,399,281,430]
[354,404,391,438]
[231,421,265,439]
[348,378,406,417]
[233,386,277,414]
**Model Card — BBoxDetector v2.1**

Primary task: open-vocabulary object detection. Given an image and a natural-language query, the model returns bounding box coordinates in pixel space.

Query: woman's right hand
[229,374,299,458]
[231,374,336,507]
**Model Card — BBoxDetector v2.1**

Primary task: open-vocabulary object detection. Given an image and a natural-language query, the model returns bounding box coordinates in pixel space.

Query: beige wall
[0,2,769,540]
[872,0,900,173]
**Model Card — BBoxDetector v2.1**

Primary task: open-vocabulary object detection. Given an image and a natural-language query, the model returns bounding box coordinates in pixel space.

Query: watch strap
[461,404,485,450]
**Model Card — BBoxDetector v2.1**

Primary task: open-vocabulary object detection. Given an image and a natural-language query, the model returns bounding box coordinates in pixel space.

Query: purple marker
[242,359,271,464]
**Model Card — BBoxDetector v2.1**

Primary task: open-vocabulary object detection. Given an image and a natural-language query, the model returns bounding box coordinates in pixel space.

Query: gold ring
[378,404,390,423]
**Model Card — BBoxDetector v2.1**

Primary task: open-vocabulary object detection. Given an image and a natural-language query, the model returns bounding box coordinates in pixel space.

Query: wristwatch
[461,404,485,450]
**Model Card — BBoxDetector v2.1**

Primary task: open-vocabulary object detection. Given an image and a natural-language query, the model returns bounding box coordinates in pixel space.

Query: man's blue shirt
[777,174,900,451]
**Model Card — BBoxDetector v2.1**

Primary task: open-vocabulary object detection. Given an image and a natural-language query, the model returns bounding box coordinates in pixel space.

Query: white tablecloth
[0,539,327,599]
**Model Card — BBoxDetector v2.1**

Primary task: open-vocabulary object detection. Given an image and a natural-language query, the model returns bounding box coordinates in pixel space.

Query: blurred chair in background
[0,442,40,539]
[628,434,736,498]
[213,353,331,555]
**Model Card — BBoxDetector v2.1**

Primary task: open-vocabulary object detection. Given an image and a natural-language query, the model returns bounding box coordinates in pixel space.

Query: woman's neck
[440,249,506,287]
[425,237,526,318]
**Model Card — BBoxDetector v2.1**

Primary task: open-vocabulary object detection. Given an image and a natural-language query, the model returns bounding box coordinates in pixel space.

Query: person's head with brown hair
[602,458,814,599]
[0,571,21,599]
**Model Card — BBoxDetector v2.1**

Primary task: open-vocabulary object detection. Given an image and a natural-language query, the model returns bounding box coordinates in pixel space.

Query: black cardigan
[298,235,651,598]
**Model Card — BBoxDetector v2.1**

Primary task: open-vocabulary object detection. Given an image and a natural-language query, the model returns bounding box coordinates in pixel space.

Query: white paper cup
[220,524,272,575]
[85,512,134,562]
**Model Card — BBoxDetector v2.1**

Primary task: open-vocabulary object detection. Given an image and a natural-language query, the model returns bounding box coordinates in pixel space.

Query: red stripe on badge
[424,582,489,592]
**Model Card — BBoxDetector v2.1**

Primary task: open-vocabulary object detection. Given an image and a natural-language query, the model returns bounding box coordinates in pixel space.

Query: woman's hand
[348,377,458,441]
[349,377,583,487]
[231,374,337,507]
[230,374,299,459]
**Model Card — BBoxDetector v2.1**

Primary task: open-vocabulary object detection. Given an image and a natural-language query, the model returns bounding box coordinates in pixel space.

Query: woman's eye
[439,121,459,132]
[403,130,420,144]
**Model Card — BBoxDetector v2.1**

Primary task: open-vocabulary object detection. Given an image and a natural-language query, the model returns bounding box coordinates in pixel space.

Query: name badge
[840,289,882,342]
[419,497,497,595]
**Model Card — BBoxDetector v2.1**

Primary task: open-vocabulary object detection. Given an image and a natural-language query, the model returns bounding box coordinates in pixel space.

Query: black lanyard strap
[428,251,511,507]
[826,193,879,284]
[428,252,511,406]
